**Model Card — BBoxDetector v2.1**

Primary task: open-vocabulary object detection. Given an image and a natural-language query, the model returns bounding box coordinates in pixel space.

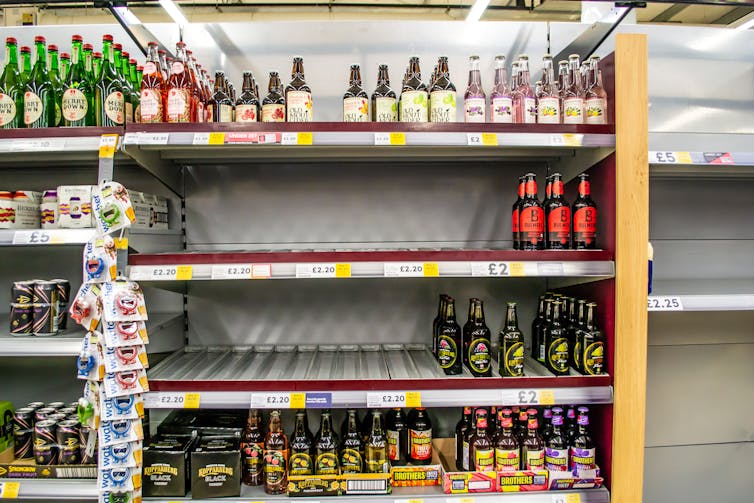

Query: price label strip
[0,481,20,498]
[98,134,119,158]
[367,392,407,408]
[145,392,201,409]
[12,230,66,245]
[503,389,556,406]
[384,262,439,278]
[470,261,511,277]
[647,295,683,311]
[467,133,498,146]
[282,132,314,145]
[649,151,693,164]
[251,392,306,409]
[211,264,253,280]
[142,265,193,281]
[295,263,351,279]
[552,494,581,503]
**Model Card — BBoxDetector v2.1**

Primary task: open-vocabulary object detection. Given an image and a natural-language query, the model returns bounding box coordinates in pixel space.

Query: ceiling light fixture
[466,0,491,23]
[159,0,189,27]
[112,6,141,25]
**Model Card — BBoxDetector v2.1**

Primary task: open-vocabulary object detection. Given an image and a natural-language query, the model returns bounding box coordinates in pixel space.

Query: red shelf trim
[0,126,123,139]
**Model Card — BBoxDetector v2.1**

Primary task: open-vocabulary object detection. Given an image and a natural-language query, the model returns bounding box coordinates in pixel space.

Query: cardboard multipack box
[496,470,549,492]
[131,191,169,231]
[390,450,442,487]
[288,473,340,497]
[0,401,14,453]
[340,472,392,496]
[0,192,42,229]
[157,409,245,437]
[436,438,498,494]
[57,185,93,229]
[0,456,97,479]
[190,434,241,499]
[547,466,603,490]
[143,434,196,497]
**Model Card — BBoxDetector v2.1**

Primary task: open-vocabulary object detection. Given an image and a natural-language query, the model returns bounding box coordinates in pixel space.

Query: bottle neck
[505,305,518,328]
[242,73,253,92]
[578,178,591,197]
[473,303,484,324]
[525,178,537,197]
[347,413,358,434]
[5,43,18,67]
[377,67,389,86]
[585,305,596,330]
[371,413,383,435]
[294,415,306,436]
[551,177,564,198]
[34,42,45,65]
[493,60,505,86]
[70,41,83,66]
[320,415,332,436]
[269,415,281,433]
[445,301,456,321]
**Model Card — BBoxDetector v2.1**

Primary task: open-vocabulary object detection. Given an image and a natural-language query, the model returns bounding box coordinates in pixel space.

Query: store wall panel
[650,240,754,281]
[649,311,754,346]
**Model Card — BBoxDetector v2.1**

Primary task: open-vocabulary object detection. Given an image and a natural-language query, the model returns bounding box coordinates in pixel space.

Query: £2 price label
[470,261,510,277]
[505,389,556,406]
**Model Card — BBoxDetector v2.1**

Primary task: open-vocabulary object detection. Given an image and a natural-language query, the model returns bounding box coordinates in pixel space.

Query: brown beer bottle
[455,407,472,470]
[241,409,265,486]
[468,409,493,471]
[519,173,544,250]
[408,408,433,465]
[465,299,492,377]
[343,64,369,122]
[285,57,312,122]
[371,64,397,122]
[499,302,524,377]
[546,173,571,249]
[289,411,313,476]
[386,408,408,464]
[512,176,525,249]
[572,173,597,249]
[521,408,545,469]
[235,71,259,122]
[436,296,462,375]
[494,408,520,471]
[262,72,285,122]
[314,411,339,475]
[544,407,569,471]
[263,410,288,495]
[208,71,233,123]
[340,409,364,474]
[365,411,389,473]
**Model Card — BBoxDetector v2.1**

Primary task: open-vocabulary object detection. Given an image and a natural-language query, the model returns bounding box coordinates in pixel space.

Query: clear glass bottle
[562,54,584,124]
[165,42,194,123]
[536,55,560,124]
[463,55,485,123]
[585,56,608,124]
[371,64,397,122]
[343,64,369,122]
[139,42,165,123]
[365,410,389,473]
[512,55,535,124]
[489,55,512,123]
[429,56,456,123]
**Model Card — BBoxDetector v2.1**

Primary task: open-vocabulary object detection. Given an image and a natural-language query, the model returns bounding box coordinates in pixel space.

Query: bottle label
[511,208,519,234]
[495,448,520,471]
[374,96,397,122]
[574,340,582,370]
[437,334,458,369]
[343,96,369,122]
[523,97,536,123]
[289,451,313,475]
[409,428,432,461]
[167,88,191,123]
[547,337,569,372]
[563,97,584,124]
[0,93,16,126]
[462,440,469,470]
[365,450,389,473]
[387,429,401,461]
[429,90,456,123]
[468,337,491,374]
[104,91,124,124]
[503,341,524,377]
[537,96,560,124]
[573,207,597,245]
[235,104,258,122]
[23,92,43,125]
[262,103,285,122]
[474,448,494,470]
[135,104,141,124]
[464,97,485,123]
[143,62,157,75]
[61,89,87,122]
[399,90,428,123]
[538,339,546,362]
[491,97,513,123]
[286,90,312,122]
[547,206,571,245]
[170,61,184,75]
[583,342,604,375]
[570,447,596,471]
[545,447,569,471]
[340,448,363,474]
[54,102,61,126]
[315,451,338,474]
[520,207,544,245]
[218,103,233,123]
[264,448,288,487]
[125,101,133,124]
[242,442,264,475]
[585,98,607,124]
[139,89,163,123]
[525,448,545,469]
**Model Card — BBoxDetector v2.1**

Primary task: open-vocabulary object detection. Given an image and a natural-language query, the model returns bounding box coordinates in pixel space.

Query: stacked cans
[10,279,70,336]
[15,400,90,465]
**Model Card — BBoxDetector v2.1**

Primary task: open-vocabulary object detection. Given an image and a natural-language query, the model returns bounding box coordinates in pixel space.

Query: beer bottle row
[513,172,598,250]
[455,405,596,473]
[433,293,605,378]
[241,407,433,494]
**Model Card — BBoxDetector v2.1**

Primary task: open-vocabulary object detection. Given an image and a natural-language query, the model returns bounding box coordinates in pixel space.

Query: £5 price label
[12,230,63,245]
[647,296,683,311]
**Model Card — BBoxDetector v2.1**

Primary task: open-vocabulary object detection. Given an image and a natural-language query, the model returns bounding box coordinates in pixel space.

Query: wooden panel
[644,442,754,503]
[612,33,649,503]
[646,343,754,447]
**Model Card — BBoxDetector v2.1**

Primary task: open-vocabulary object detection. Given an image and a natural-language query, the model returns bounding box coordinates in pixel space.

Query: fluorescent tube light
[734,18,754,31]
[466,0,491,23]
[159,0,189,26]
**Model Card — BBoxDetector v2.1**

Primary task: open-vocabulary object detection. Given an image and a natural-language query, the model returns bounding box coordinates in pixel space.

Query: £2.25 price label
[647,296,683,311]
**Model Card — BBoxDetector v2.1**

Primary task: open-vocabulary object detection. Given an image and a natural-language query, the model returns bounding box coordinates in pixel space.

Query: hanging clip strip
[115,371,138,390]
[116,322,140,340]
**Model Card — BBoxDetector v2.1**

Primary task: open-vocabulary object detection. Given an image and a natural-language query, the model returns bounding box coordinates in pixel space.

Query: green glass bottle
[47,43,63,125]
[62,34,94,127]
[92,51,102,83]
[119,47,135,123]
[128,58,140,122]
[0,37,24,128]
[19,45,31,85]
[82,43,94,81]
[94,35,124,127]
[59,51,70,82]
[24,36,55,128]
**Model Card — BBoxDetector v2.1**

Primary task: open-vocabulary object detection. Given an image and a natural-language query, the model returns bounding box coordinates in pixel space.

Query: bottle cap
[6,37,17,44]
[72,34,83,42]
[103,34,114,42]
[20,46,30,53]
[61,52,70,59]
[113,43,122,50]
[34,36,46,43]
[83,44,93,50]
[48,44,58,51]
[122,51,129,58]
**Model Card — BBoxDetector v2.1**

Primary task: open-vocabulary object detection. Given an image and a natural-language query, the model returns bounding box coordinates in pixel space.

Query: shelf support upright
[612,33,649,503]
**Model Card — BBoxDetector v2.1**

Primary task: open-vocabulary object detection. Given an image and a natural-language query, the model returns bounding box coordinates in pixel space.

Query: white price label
[211,264,253,280]
[258,133,278,144]
[467,133,483,146]
[552,493,581,503]
[192,132,210,145]
[374,132,390,145]
[366,392,407,408]
[99,134,118,148]
[503,389,556,406]
[470,262,510,277]
[122,133,139,144]
[144,392,200,409]
[296,263,336,278]
[11,139,65,151]
[384,262,425,277]
[251,392,291,408]
[650,151,692,164]
[12,230,61,245]
[647,296,683,311]
[281,132,298,145]
[137,133,170,145]
[150,266,178,280]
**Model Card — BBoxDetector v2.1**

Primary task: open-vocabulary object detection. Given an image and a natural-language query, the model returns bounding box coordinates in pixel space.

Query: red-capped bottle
[139,42,165,123]
[166,42,195,123]
[546,173,571,249]
[512,176,524,250]
[572,173,597,249]
[543,175,552,241]
[519,173,544,250]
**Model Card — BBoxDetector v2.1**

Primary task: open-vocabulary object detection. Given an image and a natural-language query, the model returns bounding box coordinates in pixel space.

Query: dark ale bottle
[209,71,233,122]
[285,57,312,122]
[546,173,571,249]
[314,411,339,475]
[580,302,605,375]
[263,411,288,495]
[570,407,596,472]
[499,302,524,377]
[565,298,579,369]
[408,408,432,465]
[343,64,369,122]
[541,407,554,443]
[494,408,520,471]
[572,173,597,249]
[340,410,364,474]
[386,408,408,464]
[455,407,472,470]
[372,64,397,122]
[545,300,569,376]
[468,409,493,471]
[565,407,578,445]
[464,299,492,377]
[521,409,545,469]
[488,406,498,437]
[572,300,587,372]
[514,408,528,444]
[512,176,525,249]
[340,409,360,445]
[262,72,285,122]
[531,296,546,361]
[235,71,259,122]
[545,407,569,471]
[432,294,448,357]
[436,296,462,375]
[543,175,552,227]
[241,409,265,486]
[289,411,314,476]
[462,298,476,367]
[536,298,554,364]
[400,56,428,122]
[365,411,389,473]
[520,173,545,250]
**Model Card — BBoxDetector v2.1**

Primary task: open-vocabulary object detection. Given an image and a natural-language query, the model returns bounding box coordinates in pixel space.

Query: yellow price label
[114,237,129,250]
[405,391,422,408]
[459,498,475,503]
[98,134,119,158]
[49,232,64,244]
[389,132,406,145]
[208,132,225,145]
[297,132,313,145]
[335,263,351,278]
[183,393,201,409]
[538,389,555,405]
[562,134,582,147]
[509,262,525,277]
[290,393,306,409]
[176,266,193,280]
[0,482,20,498]
[565,494,582,503]
[481,133,498,146]
[423,262,439,277]
[675,151,692,164]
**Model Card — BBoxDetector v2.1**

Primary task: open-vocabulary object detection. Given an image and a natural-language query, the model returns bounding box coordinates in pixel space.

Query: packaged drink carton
[287,473,341,497]
[390,448,442,487]
[0,459,97,478]
[57,186,93,228]
[130,191,169,230]
[0,192,42,229]
[436,438,497,493]
[340,472,392,495]
[547,465,603,490]
[190,434,241,499]
[143,434,196,497]
[496,470,549,492]
[0,401,13,453]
